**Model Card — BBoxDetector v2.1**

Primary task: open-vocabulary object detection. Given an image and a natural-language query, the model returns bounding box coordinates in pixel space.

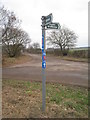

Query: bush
[54,49,62,56]
[68,50,88,58]
[2,44,24,57]
[27,48,41,54]
[46,48,88,58]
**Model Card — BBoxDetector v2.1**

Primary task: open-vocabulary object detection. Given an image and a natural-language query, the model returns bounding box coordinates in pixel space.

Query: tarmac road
[2,54,88,87]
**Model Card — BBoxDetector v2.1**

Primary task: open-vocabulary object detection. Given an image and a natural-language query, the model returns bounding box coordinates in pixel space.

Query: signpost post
[41,13,60,111]
[41,16,46,111]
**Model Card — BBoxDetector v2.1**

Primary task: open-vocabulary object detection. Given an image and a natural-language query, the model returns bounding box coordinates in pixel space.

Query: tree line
[0,6,78,57]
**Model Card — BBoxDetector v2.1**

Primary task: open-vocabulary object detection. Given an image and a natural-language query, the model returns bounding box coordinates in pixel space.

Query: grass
[58,56,88,62]
[2,54,32,67]
[46,54,88,62]
[2,79,88,118]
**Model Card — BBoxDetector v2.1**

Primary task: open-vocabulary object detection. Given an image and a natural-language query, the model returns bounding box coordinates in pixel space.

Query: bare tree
[32,42,40,49]
[3,28,31,57]
[27,42,41,54]
[0,6,7,27]
[47,26,78,55]
[1,6,31,57]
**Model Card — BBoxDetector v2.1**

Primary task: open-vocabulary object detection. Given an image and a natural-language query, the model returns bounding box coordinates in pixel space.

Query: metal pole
[42,67,46,111]
[42,17,46,111]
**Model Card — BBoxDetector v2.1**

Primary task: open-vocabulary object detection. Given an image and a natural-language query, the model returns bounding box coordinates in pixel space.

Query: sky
[0,0,89,48]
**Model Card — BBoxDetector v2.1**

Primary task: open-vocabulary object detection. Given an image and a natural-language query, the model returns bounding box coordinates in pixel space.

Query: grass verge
[46,54,88,62]
[58,56,88,62]
[2,54,32,67]
[2,79,88,118]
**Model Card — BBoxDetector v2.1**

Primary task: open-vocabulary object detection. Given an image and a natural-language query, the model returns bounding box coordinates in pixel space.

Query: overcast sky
[0,0,88,48]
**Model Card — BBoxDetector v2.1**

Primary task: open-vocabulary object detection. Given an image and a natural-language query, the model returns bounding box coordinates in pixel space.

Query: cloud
[0,0,88,47]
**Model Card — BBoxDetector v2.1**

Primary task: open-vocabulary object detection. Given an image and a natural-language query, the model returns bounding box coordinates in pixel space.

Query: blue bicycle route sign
[42,52,46,69]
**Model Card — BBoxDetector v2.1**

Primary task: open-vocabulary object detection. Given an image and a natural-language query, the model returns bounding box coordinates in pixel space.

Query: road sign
[42,35,44,48]
[45,13,53,25]
[42,52,46,61]
[46,22,60,29]
[42,61,46,69]
[42,48,44,53]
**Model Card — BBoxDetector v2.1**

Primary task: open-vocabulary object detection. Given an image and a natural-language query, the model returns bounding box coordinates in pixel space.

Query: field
[2,79,88,118]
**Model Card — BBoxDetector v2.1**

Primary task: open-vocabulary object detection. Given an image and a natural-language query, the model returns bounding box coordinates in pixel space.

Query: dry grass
[58,56,88,62]
[2,54,32,67]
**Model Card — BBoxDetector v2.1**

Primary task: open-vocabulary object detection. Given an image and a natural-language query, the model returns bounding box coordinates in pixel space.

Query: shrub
[68,50,88,58]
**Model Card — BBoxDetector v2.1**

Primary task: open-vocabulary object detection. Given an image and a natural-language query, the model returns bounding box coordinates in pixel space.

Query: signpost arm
[42,17,46,111]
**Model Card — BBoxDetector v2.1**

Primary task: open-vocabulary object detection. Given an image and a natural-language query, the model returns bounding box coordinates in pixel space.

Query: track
[2,54,88,87]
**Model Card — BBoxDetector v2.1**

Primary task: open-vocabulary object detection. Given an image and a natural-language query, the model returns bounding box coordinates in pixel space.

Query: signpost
[41,13,60,111]
[41,16,46,111]
[45,13,53,25]
[46,22,60,29]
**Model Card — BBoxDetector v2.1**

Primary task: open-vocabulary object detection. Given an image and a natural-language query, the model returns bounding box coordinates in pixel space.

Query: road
[2,54,88,87]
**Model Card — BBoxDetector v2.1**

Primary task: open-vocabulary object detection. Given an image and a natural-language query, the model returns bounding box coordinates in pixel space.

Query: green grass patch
[2,79,88,118]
